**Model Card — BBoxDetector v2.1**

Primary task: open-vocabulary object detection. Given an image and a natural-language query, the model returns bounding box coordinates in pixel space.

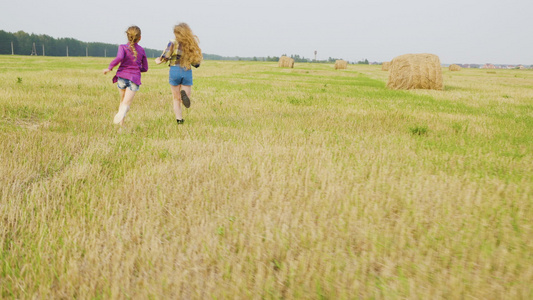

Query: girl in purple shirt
[103,26,148,126]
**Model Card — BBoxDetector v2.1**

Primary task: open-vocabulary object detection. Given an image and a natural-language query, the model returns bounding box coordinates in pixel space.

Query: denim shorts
[169,66,193,86]
[117,77,140,92]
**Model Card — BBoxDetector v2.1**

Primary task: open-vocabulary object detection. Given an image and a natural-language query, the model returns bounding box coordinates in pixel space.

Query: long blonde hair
[173,23,202,69]
[126,26,141,59]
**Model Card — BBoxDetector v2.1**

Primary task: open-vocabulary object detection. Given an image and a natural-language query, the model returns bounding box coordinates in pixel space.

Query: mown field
[1,55,532,299]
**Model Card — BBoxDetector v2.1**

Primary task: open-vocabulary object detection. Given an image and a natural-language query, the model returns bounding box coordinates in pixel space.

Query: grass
[1,55,532,299]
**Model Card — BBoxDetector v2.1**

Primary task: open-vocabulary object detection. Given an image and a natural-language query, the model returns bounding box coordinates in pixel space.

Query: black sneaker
[177,119,184,124]
[180,90,191,108]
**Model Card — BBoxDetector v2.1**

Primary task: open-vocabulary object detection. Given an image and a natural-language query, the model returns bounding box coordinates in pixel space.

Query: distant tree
[0,30,11,53]
[328,57,344,63]
[289,54,310,62]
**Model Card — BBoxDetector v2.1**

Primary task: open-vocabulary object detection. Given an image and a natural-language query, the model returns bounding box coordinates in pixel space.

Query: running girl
[103,26,148,126]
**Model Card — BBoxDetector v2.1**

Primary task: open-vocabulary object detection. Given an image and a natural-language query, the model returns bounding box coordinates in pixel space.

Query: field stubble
[1,56,532,299]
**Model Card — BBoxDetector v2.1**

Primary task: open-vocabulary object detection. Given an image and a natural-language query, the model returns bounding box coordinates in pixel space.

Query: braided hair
[126,26,141,59]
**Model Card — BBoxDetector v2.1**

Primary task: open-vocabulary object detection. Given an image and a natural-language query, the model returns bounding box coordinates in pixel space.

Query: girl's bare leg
[119,88,126,103]
[170,85,183,120]
[115,88,136,126]
[170,85,192,122]
[181,85,192,104]
[122,89,136,106]
[117,88,126,126]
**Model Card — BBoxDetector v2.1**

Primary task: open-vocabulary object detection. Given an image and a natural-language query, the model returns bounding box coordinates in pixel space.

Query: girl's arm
[140,53,149,72]
[108,45,125,70]
[155,41,173,65]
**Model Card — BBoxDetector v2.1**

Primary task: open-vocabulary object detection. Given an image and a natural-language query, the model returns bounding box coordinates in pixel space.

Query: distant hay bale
[278,56,294,68]
[334,60,348,70]
[382,61,390,71]
[387,53,443,90]
[449,64,461,71]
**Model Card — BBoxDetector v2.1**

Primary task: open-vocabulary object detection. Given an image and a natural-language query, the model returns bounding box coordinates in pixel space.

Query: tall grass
[1,55,532,299]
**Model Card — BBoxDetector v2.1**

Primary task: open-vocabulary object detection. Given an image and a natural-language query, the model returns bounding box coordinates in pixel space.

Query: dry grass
[278,56,294,68]
[449,64,462,71]
[334,60,348,70]
[1,56,532,299]
[382,61,390,71]
[387,53,443,90]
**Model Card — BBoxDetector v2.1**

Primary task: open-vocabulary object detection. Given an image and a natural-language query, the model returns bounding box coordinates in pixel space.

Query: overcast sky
[1,0,532,64]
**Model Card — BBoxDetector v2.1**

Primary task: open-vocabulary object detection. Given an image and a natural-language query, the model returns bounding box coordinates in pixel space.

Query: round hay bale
[387,53,443,90]
[382,61,391,71]
[334,60,348,70]
[278,56,294,68]
[449,64,461,71]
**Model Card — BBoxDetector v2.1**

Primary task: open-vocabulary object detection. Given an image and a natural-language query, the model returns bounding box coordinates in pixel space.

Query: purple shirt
[108,44,148,86]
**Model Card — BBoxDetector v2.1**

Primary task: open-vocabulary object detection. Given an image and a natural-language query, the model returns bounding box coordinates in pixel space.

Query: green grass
[1,55,532,299]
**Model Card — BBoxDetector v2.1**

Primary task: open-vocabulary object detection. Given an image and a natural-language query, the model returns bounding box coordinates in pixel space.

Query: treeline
[282,54,369,64]
[202,54,370,64]
[0,30,163,58]
[0,30,260,61]
[272,54,369,65]
[0,30,370,64]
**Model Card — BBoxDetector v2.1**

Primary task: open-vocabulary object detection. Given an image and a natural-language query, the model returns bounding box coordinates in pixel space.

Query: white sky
[1,0,532,64]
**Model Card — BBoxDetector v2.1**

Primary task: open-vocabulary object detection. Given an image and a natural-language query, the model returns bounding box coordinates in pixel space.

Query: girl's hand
[155,57,162,65]
[103,68,111,75]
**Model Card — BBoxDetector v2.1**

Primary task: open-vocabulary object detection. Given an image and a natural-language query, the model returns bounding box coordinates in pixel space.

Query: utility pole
[31,42,37,55]
[314,50,317,62]
[42,44,45,56]
[11,42,14,55]
[104,48,106,57]
[86,46,88,57]
[66,46,69,57]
